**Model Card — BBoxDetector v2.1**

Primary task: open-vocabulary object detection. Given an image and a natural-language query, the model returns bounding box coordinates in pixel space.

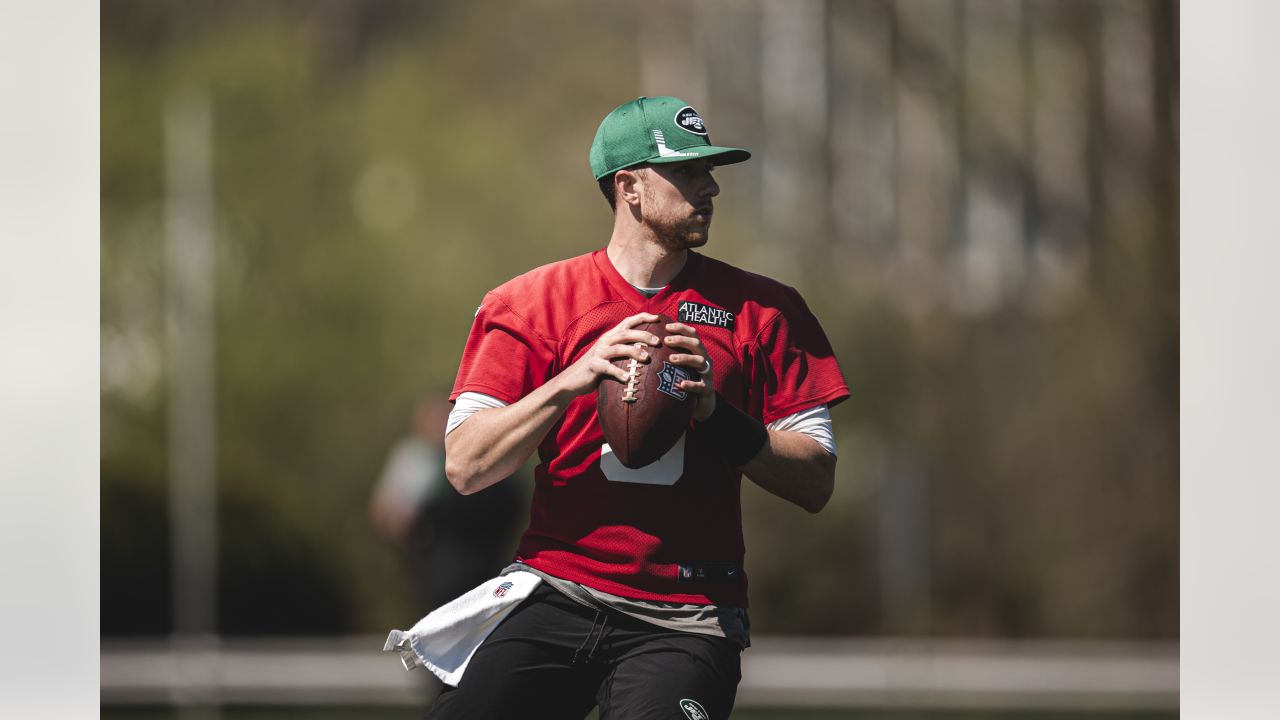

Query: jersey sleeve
[450,292,557,405]
[746,290,850,425]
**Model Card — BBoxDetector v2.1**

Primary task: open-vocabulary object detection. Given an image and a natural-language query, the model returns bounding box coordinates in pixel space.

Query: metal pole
[164,87,220,713]
[759,0,829,281]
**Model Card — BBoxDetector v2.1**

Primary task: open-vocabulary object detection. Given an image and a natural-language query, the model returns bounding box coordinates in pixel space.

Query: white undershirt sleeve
[450,392,836,457]
[446,392,510,436]
[767,404,836,456]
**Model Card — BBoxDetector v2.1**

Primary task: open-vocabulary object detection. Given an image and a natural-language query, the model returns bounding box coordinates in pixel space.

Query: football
[596,315,699,469]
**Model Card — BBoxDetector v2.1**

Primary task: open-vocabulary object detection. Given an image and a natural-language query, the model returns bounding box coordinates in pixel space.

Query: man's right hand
[446,313,662,495]
[554,313,663,396]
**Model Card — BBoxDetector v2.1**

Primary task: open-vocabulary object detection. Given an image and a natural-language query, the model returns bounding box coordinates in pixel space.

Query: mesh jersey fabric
[450,248,850,606]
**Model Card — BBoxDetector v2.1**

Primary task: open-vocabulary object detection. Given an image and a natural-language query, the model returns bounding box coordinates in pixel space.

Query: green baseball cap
[588,96,751,180]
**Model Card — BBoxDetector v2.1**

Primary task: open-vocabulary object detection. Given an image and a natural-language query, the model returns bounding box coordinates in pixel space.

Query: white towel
[383,571,542,686]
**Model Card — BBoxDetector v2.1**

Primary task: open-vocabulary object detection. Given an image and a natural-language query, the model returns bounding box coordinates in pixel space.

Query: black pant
[426,583,742,720]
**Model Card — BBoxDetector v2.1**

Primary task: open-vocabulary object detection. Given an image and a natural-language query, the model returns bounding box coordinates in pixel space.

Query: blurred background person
[369,394,525,615]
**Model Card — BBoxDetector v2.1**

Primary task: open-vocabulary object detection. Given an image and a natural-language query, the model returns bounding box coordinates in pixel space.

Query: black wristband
[696,393,768,467]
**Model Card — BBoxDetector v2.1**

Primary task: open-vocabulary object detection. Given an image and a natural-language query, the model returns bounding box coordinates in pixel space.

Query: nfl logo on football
[493,581,514,598]
[657,362,691,401]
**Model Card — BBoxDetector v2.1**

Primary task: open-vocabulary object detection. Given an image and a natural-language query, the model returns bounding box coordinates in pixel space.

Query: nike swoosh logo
[653,129,698,158]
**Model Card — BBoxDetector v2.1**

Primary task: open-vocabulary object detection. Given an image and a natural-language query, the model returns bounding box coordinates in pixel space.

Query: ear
[615,168,644,209]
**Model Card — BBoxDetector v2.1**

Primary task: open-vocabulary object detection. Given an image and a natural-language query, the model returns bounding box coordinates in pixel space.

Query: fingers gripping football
[596,314,703,468]
[561,313,662,395]
[662,322,716,421]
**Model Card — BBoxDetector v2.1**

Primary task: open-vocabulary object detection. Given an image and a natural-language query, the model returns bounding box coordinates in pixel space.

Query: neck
[606,224,688,288]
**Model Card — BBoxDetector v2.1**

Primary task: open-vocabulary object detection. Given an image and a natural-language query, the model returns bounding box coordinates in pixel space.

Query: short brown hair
[598,173,617,211]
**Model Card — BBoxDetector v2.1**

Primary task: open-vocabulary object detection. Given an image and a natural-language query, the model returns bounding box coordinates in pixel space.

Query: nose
[701,172,720,199]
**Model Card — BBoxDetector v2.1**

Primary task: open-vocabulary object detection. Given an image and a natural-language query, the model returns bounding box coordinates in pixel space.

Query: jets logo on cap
[674,106,708,136]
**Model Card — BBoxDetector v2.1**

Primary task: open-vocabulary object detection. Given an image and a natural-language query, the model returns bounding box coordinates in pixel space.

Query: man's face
[637,159,720,251]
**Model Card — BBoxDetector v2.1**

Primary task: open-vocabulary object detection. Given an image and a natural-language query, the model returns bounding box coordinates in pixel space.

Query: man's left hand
[663,322,716,421]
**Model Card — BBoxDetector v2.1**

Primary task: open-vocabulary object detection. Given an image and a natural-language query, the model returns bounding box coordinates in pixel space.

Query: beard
[646,214,710,251]
[642,189,711,251]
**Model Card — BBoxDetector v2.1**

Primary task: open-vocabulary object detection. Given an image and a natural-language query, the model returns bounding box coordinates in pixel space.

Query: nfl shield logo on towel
[493,581,514,598]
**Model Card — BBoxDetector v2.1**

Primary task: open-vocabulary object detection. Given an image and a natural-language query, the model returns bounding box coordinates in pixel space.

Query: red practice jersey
[450,249,849,606]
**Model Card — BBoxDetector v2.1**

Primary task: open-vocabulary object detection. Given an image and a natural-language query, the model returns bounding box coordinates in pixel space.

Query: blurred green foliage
[102,0,1177,639]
